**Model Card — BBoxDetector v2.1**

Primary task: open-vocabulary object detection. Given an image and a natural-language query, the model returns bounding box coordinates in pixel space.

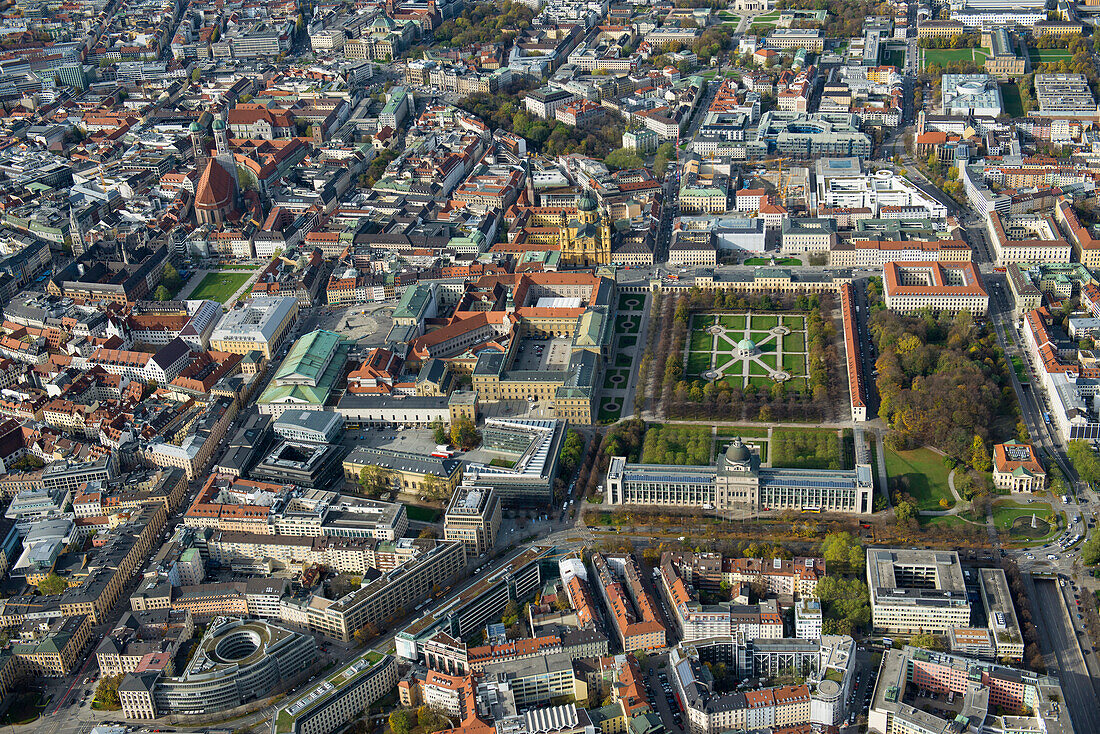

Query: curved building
[118,617,316,719]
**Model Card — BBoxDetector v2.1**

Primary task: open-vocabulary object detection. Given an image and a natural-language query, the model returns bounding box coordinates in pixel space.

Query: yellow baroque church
[559,191,611,267]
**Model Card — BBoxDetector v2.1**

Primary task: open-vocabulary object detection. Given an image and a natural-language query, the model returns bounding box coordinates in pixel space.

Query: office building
[210,296,299,360]
[868,646,1072,734]
[272,651,398,734]
[882,261,989,315]
[444,486,501,557]
[1033,73,1100,118]
[866,549,971,633]
[992,443,1045,493]
[940,74,1003,117]
[118,618,316,719]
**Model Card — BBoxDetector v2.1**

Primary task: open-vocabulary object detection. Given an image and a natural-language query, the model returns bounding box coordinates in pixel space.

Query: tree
[654,142,676,176]
[190,68,201,83]
[820,532,863,571]
[894,499,917,526]
[154,285,172,301]
[358,465,392,497]
[909,633,946,651]
[604,147,645,170]
[417,706,452,734]
[160,262,182,294]
[971,435,992,472]
[389,709,415,734]
[93,674,123,710]
[1081,530,1100,565]
[418,526,438,539]
[37,572,67,595]
[451,416,481,450]
[431,420,448,445]
[421,473,449,501]
[237,165,258,191]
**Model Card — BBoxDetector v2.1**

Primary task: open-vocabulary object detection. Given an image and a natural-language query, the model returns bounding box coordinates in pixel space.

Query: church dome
[212,118,226,131]
[189,121,202,133]
[577,191,597,212]
[725,438,751,465]
[737,338,756,351]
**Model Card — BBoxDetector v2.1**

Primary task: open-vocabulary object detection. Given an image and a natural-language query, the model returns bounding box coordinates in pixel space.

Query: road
[1031,576,1100,734]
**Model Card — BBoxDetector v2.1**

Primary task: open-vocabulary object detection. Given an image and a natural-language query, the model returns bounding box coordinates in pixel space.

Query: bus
[801,506,821,513]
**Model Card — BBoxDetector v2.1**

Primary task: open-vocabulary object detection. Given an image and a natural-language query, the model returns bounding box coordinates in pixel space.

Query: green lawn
[188,272,251,303]
[749,360,769,375]
[614,315,640,334]
[691,330,714,352]
[406,505,440,522]
[783,353,807,375]
[720,314,746,330]
[923,48,983,67]
[785,331,806,353]
[885,50,905,68]
[745,257,802,266]
[1011,355,1029,382]
[1028,48,1073,62]
[921,514,969,529]
[602,368,631,390]
[598,397,624,424]
[884,447,955,510]
[618,293,645,312]
[782,315,805,329]
[687,351,712,376]
[992,499,1054,532]
[618,335,637,348]
[751,314,779,330]
[1000,83,1025,118]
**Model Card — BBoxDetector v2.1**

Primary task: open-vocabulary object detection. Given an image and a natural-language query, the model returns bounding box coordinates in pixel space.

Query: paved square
[685,312,810,391]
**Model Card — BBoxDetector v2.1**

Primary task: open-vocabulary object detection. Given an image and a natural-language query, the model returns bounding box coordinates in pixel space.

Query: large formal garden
[633,290,842,422]
[685,311,811,393]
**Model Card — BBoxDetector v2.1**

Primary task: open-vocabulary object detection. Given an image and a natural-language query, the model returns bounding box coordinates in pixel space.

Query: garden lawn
[720,314,747,330]
[923,48,982,67]
[744,257,801,266]
[783,353,807,374]
[615,315,640,334]
[1000,83,1025,118]
[718,426,770,437]
[691,330,714,352]
[687,351,712,376]
[618,293,645,312]
[992,499,1054,532]
[1028,48,1073,63]
[406,505,441,522]
[885,50,905,68]
[188,272,250,303]
[751,314,779,329]
[884,446,955,510]
[598,398,624,423]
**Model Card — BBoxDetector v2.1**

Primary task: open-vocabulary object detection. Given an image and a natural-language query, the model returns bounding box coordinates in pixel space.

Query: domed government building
[604,437,875,515]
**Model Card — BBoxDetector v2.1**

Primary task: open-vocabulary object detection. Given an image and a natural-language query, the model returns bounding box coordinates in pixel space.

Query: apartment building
[591,553,666,652]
